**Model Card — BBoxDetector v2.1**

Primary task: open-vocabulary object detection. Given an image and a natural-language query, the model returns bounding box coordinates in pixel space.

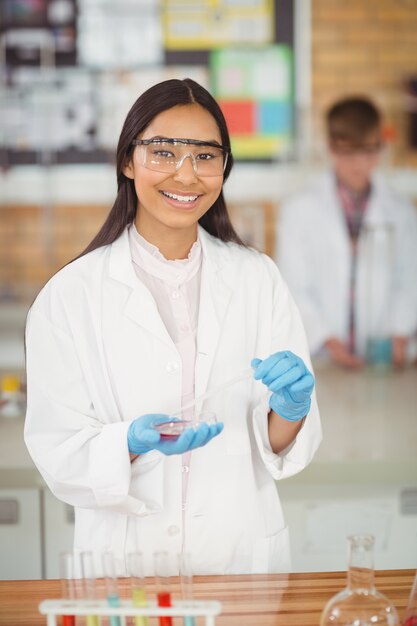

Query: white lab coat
[24,226,322,576]
[277,171,417,357]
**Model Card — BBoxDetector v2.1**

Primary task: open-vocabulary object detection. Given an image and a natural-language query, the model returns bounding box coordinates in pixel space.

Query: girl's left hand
[251,351,314,422]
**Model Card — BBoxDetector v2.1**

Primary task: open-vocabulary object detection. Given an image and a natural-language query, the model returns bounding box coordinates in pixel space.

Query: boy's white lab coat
[277,172,417,357]
[24,226,321,576]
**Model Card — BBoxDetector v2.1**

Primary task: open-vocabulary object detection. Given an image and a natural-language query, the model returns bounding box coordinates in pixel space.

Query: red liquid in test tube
[154,551,173,626]
[157,591,172,626]
[59,552,76,626]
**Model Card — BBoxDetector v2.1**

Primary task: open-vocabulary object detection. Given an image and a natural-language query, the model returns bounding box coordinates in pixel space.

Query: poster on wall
[163,0,274,49]
[210,45,293,159]
[77,0,163,68]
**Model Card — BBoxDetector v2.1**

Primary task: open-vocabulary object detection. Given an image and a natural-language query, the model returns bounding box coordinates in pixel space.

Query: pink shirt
[129,224,202,544]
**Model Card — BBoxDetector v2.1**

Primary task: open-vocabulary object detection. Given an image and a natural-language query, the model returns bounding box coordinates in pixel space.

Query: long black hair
[78,78,244,258]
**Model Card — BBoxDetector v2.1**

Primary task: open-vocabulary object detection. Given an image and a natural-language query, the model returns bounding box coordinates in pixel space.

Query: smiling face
[123,104,224,258]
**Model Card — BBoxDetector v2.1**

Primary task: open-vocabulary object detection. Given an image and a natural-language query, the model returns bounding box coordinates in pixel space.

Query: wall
[1,1,417,302]
[0,203,108,301]
[311,0,417,167]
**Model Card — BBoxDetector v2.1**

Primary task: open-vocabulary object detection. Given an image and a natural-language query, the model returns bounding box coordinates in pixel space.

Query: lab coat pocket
[129,451,164,514]
[74,507,128,572]
[257,478,284,537]
[252,525,291,573]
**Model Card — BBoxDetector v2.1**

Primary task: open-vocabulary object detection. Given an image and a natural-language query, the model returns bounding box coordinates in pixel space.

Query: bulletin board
[0,0,295,166]
[0,0,77,66]
[164,0,295,162]
[211,46,293,159]
[163,0,275,49]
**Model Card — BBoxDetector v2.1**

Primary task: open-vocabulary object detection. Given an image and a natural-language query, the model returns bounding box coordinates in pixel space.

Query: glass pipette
[171,367,253,416]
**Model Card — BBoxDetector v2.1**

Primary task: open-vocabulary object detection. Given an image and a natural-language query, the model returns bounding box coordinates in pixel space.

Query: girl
[24,78,321,576]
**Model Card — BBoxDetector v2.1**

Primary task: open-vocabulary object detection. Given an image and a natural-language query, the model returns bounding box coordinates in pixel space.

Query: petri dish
[153,420,192,440]
[152,412,217,441]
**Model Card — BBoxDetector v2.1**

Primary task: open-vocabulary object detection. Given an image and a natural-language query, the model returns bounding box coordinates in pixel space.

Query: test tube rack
[39,598,222,626]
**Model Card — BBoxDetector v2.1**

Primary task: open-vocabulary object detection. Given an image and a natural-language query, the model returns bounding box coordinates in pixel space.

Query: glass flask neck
[347,535,375,592]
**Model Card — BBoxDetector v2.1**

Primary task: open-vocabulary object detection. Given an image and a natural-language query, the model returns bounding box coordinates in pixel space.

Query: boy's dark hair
[326,97,382,144]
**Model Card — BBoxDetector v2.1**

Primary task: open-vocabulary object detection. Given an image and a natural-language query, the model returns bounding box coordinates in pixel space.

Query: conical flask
[402,567,417,625]
[320,535,399,626]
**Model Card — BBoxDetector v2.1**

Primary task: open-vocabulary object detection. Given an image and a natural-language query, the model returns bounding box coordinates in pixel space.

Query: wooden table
[0,569,413,626]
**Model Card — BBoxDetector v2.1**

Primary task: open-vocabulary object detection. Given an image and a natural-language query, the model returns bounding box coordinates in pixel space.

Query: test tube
[179,553,196,626]
[154,551,173,626]
[60,552,76,626]
[127,552,149,626]
[81,551,100,626]
[102,552,122,626]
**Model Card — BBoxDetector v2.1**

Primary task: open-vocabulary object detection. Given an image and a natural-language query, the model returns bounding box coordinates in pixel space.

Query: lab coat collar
[320,172,352,257]
[107,226,234,398]
[108,228,174,349]
[107,225,230,285]
[323,169,395,227]
[364,174,396,227]
[108,227,138,289]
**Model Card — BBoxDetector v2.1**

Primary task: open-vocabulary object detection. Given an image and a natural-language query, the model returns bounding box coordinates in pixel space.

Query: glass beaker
[360,224,394,371]
[320,534,399,626]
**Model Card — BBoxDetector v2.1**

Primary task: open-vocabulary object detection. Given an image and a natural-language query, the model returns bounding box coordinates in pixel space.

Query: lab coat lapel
[323,173,351,266]
[195,229,233,401]
[108,229,175,349]
[363,175,395,226]
[124,286,174,348]
[324,173,350,246]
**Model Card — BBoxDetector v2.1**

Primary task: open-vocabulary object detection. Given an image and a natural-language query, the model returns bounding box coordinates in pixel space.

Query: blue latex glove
[251,351,314,422]
[127,413,224,455]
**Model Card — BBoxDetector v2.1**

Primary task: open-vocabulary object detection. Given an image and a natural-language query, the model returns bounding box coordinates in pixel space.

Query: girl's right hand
[127,413,223,455]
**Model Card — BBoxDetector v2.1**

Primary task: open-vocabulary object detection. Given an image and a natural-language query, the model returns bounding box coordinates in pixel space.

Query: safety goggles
[130,138,230,177]
[330,140,383,157]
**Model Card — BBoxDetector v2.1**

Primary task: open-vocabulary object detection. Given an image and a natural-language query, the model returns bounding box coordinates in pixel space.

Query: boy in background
[276,96,417,368]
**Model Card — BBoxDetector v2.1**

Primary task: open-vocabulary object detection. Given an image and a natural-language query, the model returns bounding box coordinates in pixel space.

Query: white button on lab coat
[24,226,322,576]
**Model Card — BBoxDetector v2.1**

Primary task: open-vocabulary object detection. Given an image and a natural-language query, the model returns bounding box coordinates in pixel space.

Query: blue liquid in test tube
[107,594,122,626]
[102,552,122,626]
[179,553,196,626]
